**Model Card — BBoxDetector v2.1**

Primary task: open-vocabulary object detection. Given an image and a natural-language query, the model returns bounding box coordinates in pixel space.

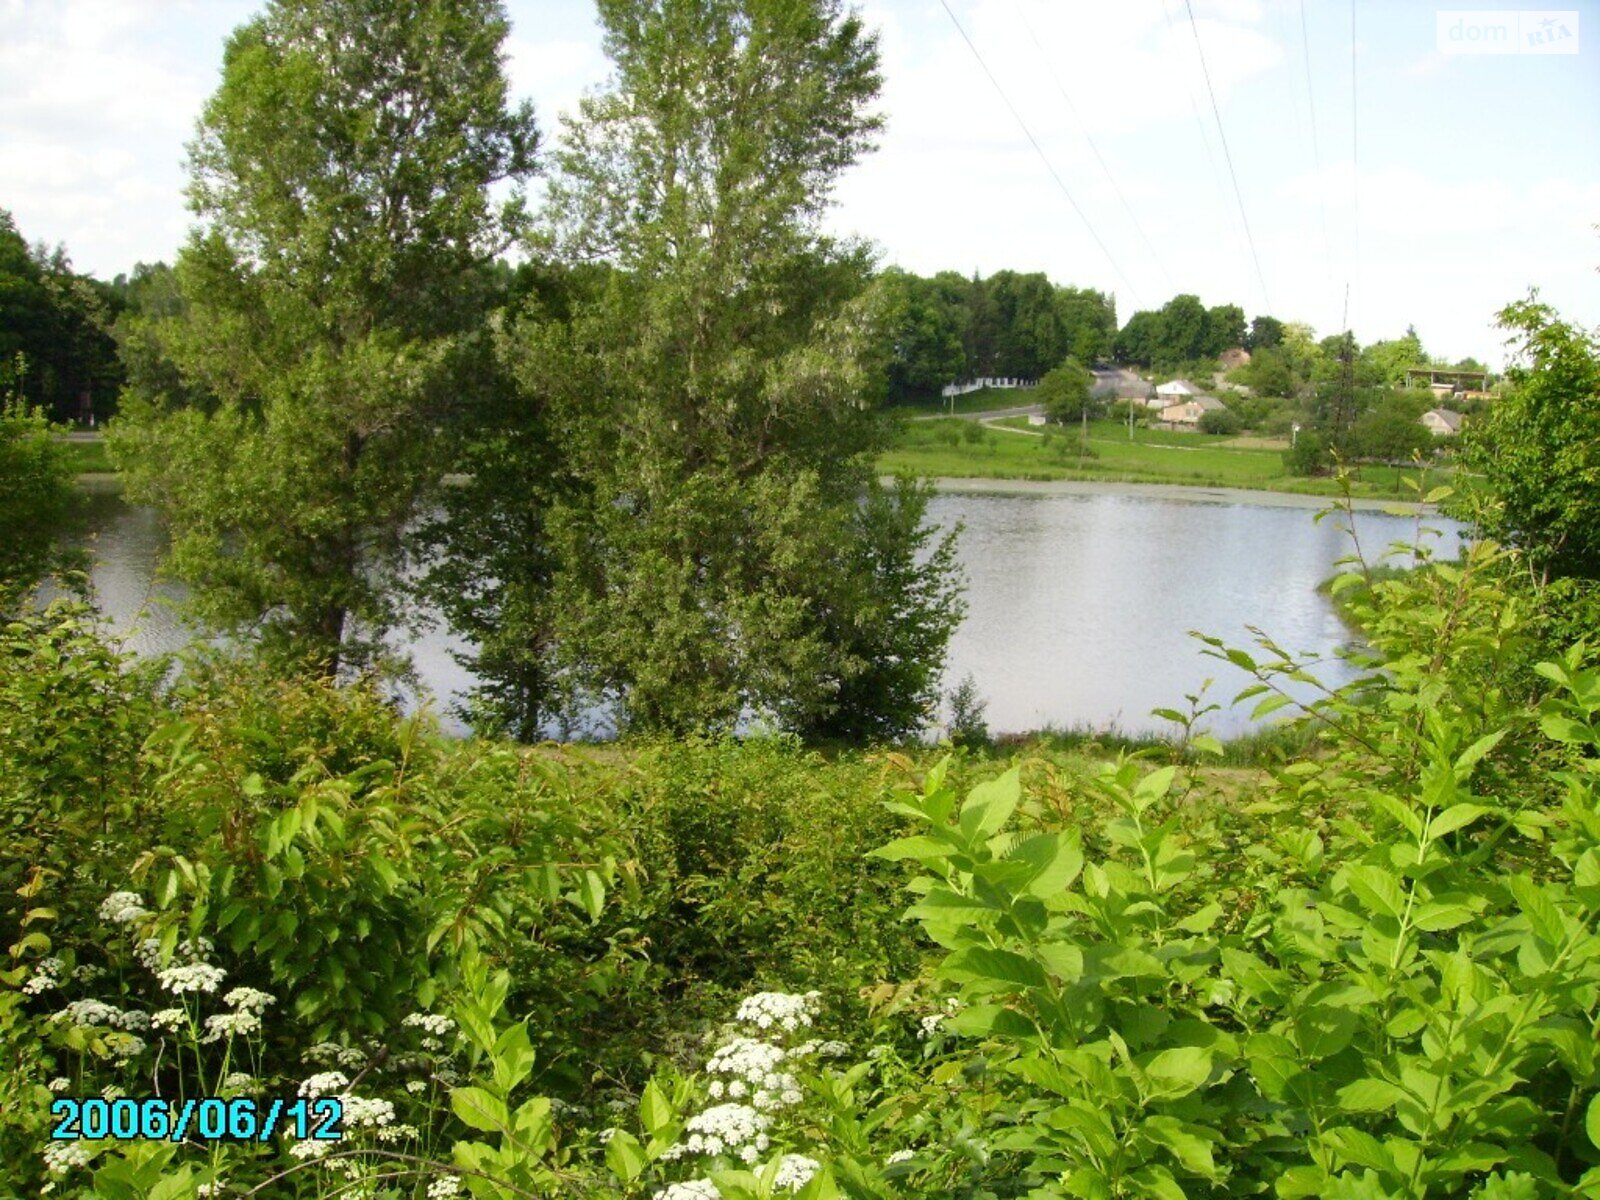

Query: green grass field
[888,386,1044,418]
[61,437,113,474]
[880,417,1449,500]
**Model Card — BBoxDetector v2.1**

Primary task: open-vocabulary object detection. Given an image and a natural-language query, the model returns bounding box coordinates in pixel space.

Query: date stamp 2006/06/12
[51,1097,343,1143]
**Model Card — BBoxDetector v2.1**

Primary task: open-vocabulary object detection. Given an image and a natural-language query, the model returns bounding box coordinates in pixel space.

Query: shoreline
[80,471,1432,515]
[899,475,1434,513]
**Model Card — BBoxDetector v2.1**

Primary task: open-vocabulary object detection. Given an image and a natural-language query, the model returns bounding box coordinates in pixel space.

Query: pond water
[63,481,1462,739]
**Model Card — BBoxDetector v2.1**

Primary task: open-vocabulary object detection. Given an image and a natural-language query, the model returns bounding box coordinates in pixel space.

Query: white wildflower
[23,957,63,995]
[136,938,164,970]
[917,1014,945,1040]
[223,1072,256,1093]
[101,1084,127,1101]
[287,1137,331,1161]
[71,964,106,983]
[223,987,275,1014]
[403,1012,456,1036]
[375,1123,419,1143]
[43,1141,91,1175]
[48,1077,71,1093]
[176,937,215,960]
[298,1071,349,1098]
[337,1047,367,1070]
[99,891,149,924]
[739,1145,761,1164]
[734,991,821,1034]
[342,1096,395,1128]
[151,1008,186,1031]
[597,1127,618,1144]
[306,1041,344,1064]
[773,1155,820,1191]
[421,1036,443,1051]
[886,1149,915,1165]
[158,963,226,995]
[196,1183,225,1198]
[427,1178,463,1199]
[405,1080,427,1095]
[202,1011,262,1042]
[655,1180,720,1200]
[56,999,122,1028]
[817,1040,849,1057]
[681,1103,770,1155]
[104,1032,146,1062]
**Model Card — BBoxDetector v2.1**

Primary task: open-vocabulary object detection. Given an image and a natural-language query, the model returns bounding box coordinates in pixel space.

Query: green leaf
[1452,729,1505,775]
[1344,864,1405,920]
[1139,1114,1217,1177]
[450,1086,509,1133]
[1585,1091,1600,1152]
[1007,830,1084,897]
[511,1096,553,1155]
[1293,1006,1359,1060]
[871,835,955,863]
[1427,803,1491,839]
[1337,1078,1406,1112]
[959,767,1021,841]
[1509,875,1568,947]
[1141,1046,1212,1098]
[1252,693,1295,720]
[940,946,1047,990]
[576,869,606,921]
[491,1022,536,1093]
[640,1080,672,1137]
[946,1004,1035,1039]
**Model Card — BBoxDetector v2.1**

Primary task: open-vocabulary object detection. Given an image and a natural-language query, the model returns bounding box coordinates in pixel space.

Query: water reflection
[64,485,1460,739]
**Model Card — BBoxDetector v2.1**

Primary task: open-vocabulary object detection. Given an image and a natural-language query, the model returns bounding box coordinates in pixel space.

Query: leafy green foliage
[1462,296,1600,582]
[447,0,963,739]
[109,0,538,672]
[0,386,77,599]
[1039,359,1096,425]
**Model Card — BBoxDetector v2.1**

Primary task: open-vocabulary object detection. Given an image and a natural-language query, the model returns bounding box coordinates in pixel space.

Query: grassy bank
[887,386,1042,418]
[881,416,1451,499]
[60,437,112,474]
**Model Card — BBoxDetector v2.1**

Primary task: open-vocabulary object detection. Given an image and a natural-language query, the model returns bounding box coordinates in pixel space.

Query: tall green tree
[1203,302,1246,356]
[1038,358,1095,425]
[493,0,962,738]
[1463,296,1600,582]
[109,0,537,672]
[1246,314,1285,350]
[0,384,76,603]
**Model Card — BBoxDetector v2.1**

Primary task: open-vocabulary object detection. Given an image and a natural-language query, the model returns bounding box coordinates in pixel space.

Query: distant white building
[941,377,1036,398]
[1156,379,1204,399]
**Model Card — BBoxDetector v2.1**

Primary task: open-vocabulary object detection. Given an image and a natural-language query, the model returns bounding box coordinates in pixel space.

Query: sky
[2,0,1597,366]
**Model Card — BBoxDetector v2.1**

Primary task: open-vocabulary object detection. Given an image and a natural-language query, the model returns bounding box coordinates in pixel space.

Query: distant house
[1161,395,1227,426]
[1421,408,1464,437]
[1027,412,1048,427]
[1219,347,1252,371]
[1156,379,1204,399]
[1090,367,1155,403]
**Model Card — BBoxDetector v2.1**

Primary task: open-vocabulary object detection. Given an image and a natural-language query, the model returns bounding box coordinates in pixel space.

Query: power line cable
[937,0,1144,307]
[1009,0,1176,293]
[1180,0,1271,310]
[1159,0,1250,290]
[1348,0,1360,332]
[1297,0,1335,304]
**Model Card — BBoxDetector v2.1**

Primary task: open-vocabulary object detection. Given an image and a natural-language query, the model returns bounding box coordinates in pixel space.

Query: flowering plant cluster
[16,888,482,1198]
[609,991,844,1200]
